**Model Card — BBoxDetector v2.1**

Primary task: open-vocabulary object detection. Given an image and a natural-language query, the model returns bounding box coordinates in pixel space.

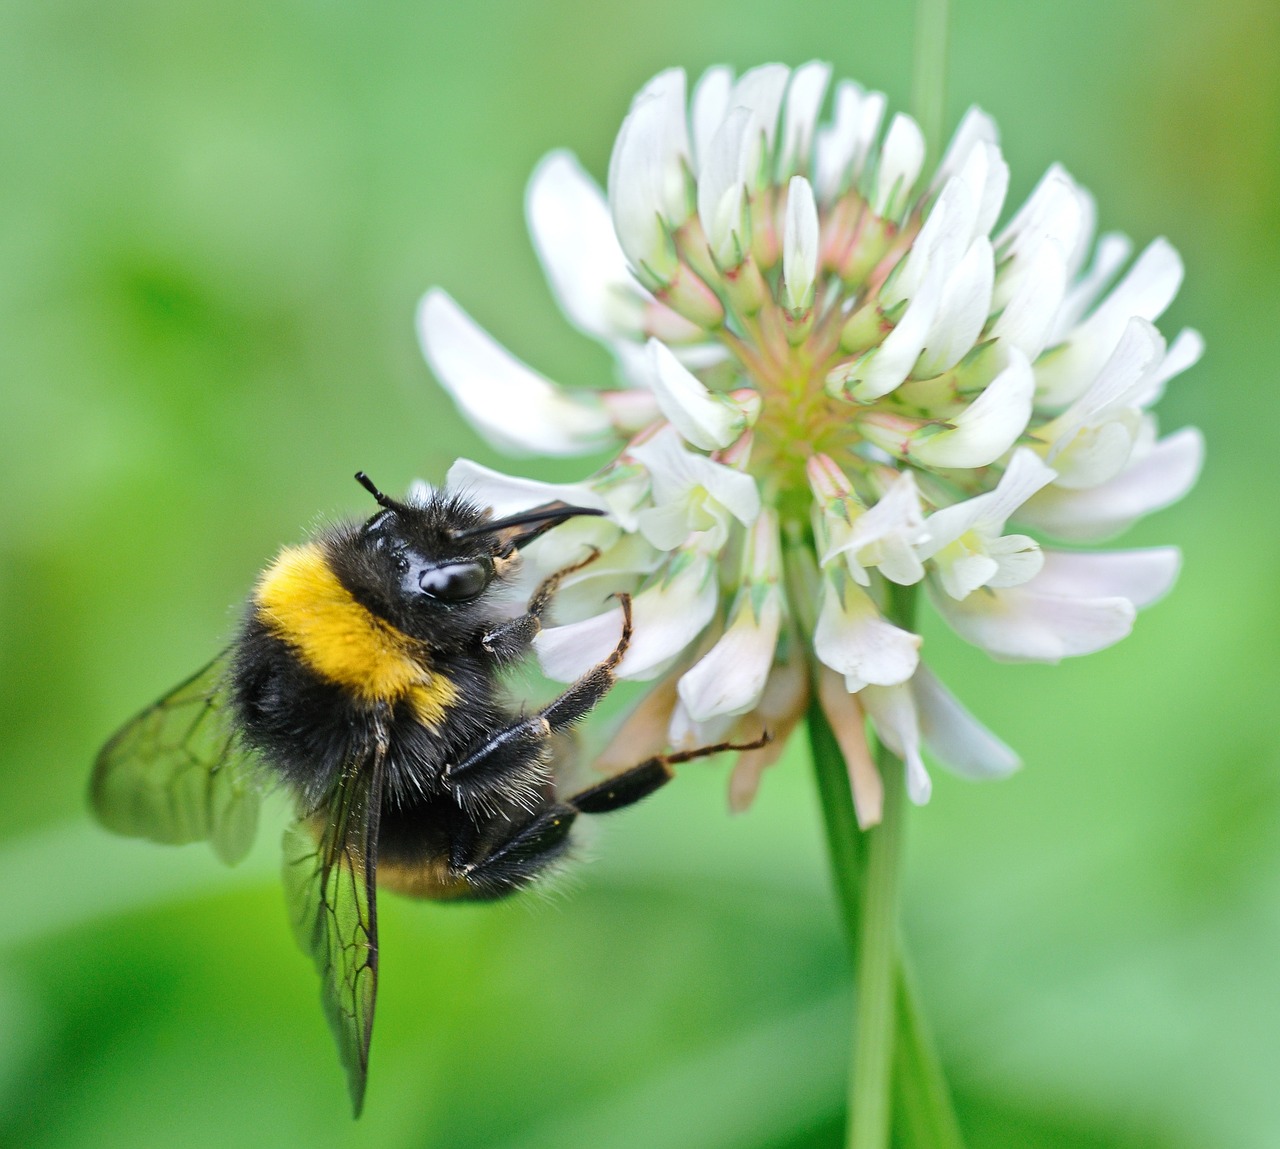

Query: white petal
[782,176,820,311]
[976,147,1010,240]
[613,337,726,394]
[1049,418,1142,491]
[1048,316,1164,438]
[857,469,926,542]
[997,165,1086,263]
[677,591,782,721]
[916,236,994,376]
[697,107,756,266]
[1035,237,1183,406]
[417,289,613,456]
[873,113,925,218]
[826,470,927,585]
[731,63,791,155]
[985,447,1061,527]
[931,106,999,193]
[526,151,643,343]
[991,241,1068,361]
[631,425,761,526]
[814,577,921,687]
[533,532,664,622]
[1041,317,1163,487]
[985,534,1044,588]
[909,346,1034,468]
[445,458,607,518]
[930,578,1136,662]
[1085,236,1183,337]
[1033,547,1181,609]
[1051,232,1132,340]
[889,178,974,304]
[1135,327,1204,407]
[846,259,945,401]
[918,449,1054,557]
[607,70,690,276]
[954,138,1009,241]
[849,91,888,180]
[814,80,864,200]
[644,339,745,450]
[535,552,717,681]
[860,684,932,805]
[1015,427,1203,541]
[636,501,697,550]
[912,665,1020,780]
[725,651,807,811]
[1066,183,1099,279]
[778,60,832,175]
[691,65,734,174]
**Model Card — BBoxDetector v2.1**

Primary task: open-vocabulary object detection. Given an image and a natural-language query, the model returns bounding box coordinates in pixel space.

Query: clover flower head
[419,62,1202,824]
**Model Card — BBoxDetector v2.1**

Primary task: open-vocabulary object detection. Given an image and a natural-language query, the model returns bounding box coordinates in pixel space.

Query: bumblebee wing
[282,734,386,1117]
[90,651,261,866]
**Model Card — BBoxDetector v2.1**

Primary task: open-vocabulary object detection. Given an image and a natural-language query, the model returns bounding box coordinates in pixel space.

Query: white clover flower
[419,63,1202,820]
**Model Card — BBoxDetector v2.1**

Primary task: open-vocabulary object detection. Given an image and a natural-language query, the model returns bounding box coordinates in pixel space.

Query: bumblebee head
[337,472,605,644]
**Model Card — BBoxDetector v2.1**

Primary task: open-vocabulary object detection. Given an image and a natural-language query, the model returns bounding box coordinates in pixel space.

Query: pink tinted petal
[817,666,882,828]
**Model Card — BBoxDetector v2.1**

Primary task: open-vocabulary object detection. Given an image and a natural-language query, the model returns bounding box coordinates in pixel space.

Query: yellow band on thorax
[253,543,459,727]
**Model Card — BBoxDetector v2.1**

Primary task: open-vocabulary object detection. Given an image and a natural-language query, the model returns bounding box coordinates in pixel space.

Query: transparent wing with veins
[282,731,387,1117]
[90,652,260,865]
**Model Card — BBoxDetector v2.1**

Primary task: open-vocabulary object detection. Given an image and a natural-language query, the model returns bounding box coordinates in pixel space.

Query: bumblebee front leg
[445,595,633,805]
[480,547,602,665]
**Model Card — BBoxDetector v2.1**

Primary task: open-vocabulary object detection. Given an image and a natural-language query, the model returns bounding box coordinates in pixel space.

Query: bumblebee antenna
[452,503,607,541]
[354,471,407,512]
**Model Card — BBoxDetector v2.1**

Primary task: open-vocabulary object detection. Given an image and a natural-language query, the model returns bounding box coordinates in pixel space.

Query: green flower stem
[848,731,906,1149]
[807,694,866,947]
[808,695,964,1148]
[808,579,964,1148]
[893,949,966,1149]
[912,0,951,159]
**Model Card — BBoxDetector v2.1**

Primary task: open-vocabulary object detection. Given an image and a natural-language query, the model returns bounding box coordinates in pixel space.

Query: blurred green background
[1,1,1278,1146]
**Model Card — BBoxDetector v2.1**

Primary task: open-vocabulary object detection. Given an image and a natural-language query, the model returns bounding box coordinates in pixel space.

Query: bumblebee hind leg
[457,731,770,898]
[458,802,580,898]
[566,734,771,814]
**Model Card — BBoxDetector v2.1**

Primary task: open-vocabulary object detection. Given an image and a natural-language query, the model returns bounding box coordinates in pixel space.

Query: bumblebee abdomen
[376,787,572,903]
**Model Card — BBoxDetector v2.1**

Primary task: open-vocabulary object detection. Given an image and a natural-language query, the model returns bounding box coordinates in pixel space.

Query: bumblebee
[91,473,763,1115]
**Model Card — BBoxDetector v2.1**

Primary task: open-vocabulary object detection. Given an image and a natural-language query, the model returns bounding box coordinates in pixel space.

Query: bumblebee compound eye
[417,560,492,602]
